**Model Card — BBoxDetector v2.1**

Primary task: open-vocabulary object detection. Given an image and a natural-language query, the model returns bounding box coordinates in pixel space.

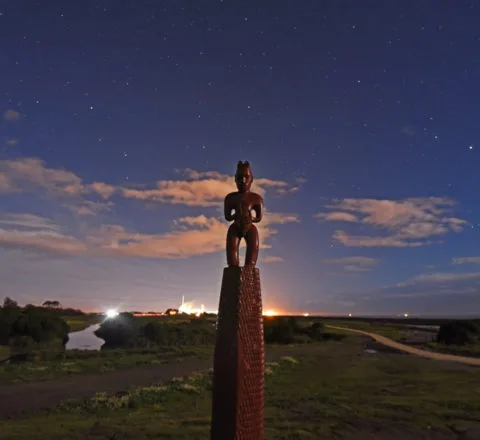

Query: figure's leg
[226,224,241,267]
[245,224,259,266]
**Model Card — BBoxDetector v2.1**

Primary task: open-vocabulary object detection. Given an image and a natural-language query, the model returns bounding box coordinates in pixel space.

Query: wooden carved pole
[211,161,265,440]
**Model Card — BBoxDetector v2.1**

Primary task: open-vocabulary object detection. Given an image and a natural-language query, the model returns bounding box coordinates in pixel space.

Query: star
[468,145,474,150]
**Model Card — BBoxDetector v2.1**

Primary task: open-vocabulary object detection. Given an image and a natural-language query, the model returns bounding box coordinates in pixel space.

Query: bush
[94,313,137,348]
[264,318,337,344]
[437,320,480,346]
[0,306,69,357]
[304,322,326,341]
[142,318,216,346]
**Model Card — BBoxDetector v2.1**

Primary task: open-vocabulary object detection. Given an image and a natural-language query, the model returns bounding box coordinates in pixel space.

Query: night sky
[1,1,480,315]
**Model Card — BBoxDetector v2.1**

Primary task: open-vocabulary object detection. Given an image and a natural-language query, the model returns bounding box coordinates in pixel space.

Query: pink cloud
[323,256,380,272]
[121,170,293,207]
[0,173,13,193]
[3,109,20,121]
[0,158,84,197]
[0,231,87,256]
[0,159,301,259]
[6,139,19,147]
[333,230,425,248]
[318,197,466,247]
[90,182,117,199]
[262,256,284,263]
[63,200,114,216]
[316,212,358,222]
[0,158,300,210]
[0,212,299,260]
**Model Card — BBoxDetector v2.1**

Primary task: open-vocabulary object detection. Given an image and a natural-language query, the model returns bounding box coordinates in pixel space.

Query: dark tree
[3,297,18,309]
[437,320,480,346]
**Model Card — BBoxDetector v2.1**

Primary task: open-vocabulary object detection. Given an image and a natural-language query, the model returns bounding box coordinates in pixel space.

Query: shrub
[0,307,69,357]
[264,317,299,344]
[437,320,480,346]
[142,319,216,346]
[94,313,137,348]
[304,322,326,341]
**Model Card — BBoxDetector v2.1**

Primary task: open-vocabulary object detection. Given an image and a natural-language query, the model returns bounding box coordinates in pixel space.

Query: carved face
[235,161,253,193]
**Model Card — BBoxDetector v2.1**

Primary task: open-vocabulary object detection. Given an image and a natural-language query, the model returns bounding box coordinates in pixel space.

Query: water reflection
[66,324,103,350]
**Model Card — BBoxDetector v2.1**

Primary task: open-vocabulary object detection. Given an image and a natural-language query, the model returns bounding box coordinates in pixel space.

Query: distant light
[106,309,118,318]
[303,313,310,317]
[348,313,352,317]
[264,310,277,317]
[404,313,409,318]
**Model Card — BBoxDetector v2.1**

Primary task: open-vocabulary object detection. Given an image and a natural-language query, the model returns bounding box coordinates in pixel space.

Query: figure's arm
[224,195,235,221]
[253,198,264,223]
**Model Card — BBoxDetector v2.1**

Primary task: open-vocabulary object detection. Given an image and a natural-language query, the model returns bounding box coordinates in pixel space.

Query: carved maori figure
[224,161,264,267]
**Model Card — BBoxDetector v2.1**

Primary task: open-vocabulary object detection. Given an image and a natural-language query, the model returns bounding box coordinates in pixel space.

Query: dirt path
[0,346,302,420]
[327,325,480,367]
[0,358,212,420]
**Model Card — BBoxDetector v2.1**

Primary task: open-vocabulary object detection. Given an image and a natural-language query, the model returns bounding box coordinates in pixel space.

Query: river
[65,324,104,350]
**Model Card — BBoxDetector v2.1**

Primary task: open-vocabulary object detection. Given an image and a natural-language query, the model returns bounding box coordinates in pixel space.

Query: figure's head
[235,160,253,193]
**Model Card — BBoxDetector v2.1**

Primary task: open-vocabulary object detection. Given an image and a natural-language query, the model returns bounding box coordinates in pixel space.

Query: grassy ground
[2,336,480,439]
[327,319,480,359]
[0,347,213,385]
[64,314,103,332]
[0,346,10,362]
[425,342,480,358]
[325,319,410,340]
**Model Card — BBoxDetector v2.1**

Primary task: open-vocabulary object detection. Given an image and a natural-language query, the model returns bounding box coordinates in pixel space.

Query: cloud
[0,159,301,259]
[452,257,480,265]
[401,125,416,137]
[3,109,20,121]
[397,271,480,287]
[323,256,380,272]
[0,214,87,257]
[315,212,358,222]
[0,158,84,197]
[333,230,426,248]
[0,213,62,231]
[62,200,114,216]
[262,256,284,263]
[6,139,19,147]
[89,216,228,259]
[311,269,480,315]
[0,211,300,260]
[121,169,294,207]
[317,197,466,247]
[0,173,12,193]
[0,158,298,209]
[90,182,117,199]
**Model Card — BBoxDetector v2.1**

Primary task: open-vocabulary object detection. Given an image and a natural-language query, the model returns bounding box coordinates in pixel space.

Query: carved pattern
[211,266,264,440]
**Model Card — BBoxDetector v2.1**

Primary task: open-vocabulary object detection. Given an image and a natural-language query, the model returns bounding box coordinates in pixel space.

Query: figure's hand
[225,208,235,222]
[252,202,263,223]
[224,196,235,222]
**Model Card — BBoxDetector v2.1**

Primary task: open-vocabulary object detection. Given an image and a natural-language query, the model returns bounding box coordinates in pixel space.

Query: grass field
[325,319,413,340]
[326,319,480,359]
[1,335,480,439]
[64,314,103,332]
[425,342,480,359]
[0,346,10,362]
[0,347,212,385]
